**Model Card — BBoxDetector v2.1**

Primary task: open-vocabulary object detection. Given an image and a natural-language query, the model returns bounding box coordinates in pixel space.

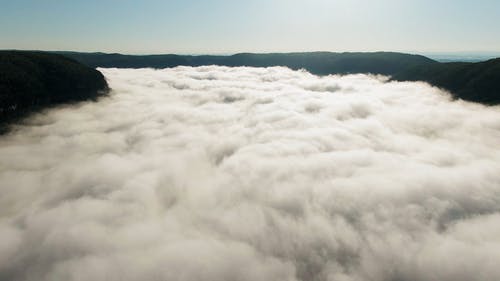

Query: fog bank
[1,66,500,281]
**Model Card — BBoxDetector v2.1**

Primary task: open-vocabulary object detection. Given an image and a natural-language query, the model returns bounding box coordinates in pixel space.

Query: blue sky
[1,0,499,54]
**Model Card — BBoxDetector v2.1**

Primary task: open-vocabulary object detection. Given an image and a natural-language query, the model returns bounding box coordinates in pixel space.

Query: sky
[1,0,500,54]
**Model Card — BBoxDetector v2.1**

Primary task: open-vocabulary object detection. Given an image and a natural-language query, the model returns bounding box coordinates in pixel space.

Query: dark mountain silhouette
[1,50,498,128]
[0,51,109,131]
[392,58,500,104]
[56,51,435,75]
[56,51,500,104]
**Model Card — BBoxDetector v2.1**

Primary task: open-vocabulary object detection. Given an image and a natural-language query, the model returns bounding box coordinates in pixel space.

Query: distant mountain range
[55,51,434,76]
[1,50,499,130]
[422,52,500,63]
[55,51,500,104]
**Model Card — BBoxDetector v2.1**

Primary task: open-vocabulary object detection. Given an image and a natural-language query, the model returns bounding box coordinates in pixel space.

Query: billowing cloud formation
[1,66,500,281]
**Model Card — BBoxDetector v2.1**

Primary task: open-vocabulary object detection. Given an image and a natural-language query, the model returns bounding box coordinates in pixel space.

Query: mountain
[3,51,499,109]
[56,51,436,75]
[0,51,109,130]
[56,51,500,104]
[392,58,500,104]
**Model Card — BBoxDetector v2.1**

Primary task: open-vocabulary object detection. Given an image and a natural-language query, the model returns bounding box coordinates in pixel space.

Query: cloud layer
[1,66,500,281]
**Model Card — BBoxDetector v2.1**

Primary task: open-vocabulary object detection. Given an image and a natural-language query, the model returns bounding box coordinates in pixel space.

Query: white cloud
[1,66,500,281]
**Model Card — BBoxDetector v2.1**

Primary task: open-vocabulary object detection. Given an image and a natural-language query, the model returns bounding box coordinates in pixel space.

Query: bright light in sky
[1,0,499,54]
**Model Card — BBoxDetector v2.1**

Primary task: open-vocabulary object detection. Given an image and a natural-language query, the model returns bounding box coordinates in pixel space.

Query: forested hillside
[392,58,500,104]
[57,51,436,75]
[0,51,109,130]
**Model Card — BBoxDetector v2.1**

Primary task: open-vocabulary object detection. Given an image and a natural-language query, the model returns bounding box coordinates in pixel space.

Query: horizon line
[3,48,500,57]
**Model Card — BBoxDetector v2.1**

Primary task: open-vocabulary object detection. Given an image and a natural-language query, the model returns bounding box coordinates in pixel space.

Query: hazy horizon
[4,48,500,64]
[4,48,500,56]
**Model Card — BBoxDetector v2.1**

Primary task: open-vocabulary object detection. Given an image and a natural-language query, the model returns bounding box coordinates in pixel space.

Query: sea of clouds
[1,66,500,281]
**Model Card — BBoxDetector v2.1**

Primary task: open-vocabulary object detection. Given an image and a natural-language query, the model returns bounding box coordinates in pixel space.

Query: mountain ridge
[54,51,436,76]
[1,50,499,112]
[55,50,499,104]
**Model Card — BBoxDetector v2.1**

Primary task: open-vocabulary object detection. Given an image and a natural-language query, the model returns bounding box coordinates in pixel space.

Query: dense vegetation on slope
[393,58,500,104]
[57,51,436,75]
[0,51,108,129]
